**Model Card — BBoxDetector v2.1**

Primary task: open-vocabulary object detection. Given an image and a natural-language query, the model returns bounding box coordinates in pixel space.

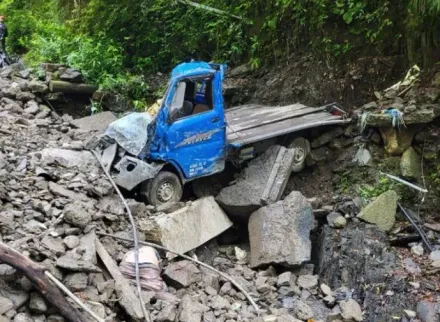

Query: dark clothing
[0,23,8,53]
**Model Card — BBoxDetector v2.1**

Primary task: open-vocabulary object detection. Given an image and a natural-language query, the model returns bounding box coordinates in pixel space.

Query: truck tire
[288,137,311,173]
[141,171,183,206]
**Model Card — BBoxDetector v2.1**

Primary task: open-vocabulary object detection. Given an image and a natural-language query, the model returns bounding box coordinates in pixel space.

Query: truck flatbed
[225,103,350,146]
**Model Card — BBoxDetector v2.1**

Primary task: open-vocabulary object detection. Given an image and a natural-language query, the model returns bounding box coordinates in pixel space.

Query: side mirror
[169,82,186,123]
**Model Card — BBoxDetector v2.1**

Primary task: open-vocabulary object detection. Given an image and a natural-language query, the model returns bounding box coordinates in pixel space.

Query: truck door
[164,73,226,179]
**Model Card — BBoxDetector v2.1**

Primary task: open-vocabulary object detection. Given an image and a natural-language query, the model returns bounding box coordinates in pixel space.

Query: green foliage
[359,177,397,200]
[1,0,439,106]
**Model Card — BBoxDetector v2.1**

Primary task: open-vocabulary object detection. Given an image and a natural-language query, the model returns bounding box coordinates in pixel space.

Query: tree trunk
[49,80,98,95]
[0,242,88,322]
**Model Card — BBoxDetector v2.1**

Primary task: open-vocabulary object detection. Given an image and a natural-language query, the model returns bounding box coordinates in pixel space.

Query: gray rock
[311,127,344,148]
[13,313,33,322]
[177,295,208,322]
[401,147,421,179]
[60,69,83,83]
[210,295,230,310]
[411,244,424,256]
[63,203,92,228]
[156,304,177,322]
[255,276,270,293]
[297,275,319,290]
[327,212,347,228]
[320,284,333,296]
[248,191,313,268]
[163,261,202,288]
[16,91,35,102]
[362,101,378,111]
[24,101,40,114]
[29,293,47,314]
[40,148,98,170]
[217,145,295,218]
[71,112,117,133]
[292,300,314,320]
[86,301,106,319]
[277,272,296,288]
[46,315,64,322]
[63,236,80,249]
[64,273,88,291]
[416,301,439,322]
[0,264,16,277]
[353,147,372,166]
[340,299,363,321]
[0,296,13,314]
[32,315,46,322]
[56,257,101,273]
[41,236,65,256]
[357,190,398,232]
[306,147,330,166]
[277,316,303,322]
[29,80,48,93]
[429,250,440,262]
[48,182,88,201]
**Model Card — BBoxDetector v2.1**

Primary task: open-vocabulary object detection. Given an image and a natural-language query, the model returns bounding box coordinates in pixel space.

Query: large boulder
[357,190,398,232]
[216,145,295,218]
[400,147,421,179]
[248,191,313,268]
[379,127,416,156]
[40,148,98,171]
[142,197,232,255]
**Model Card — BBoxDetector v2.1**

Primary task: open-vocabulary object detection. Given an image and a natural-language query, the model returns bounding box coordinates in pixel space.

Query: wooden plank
[225,104,311,126]
[226,106,321,133]
[95,239,144,321]
[227,113,349,146]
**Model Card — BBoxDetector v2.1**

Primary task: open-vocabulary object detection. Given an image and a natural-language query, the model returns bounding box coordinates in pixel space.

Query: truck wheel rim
[157,182,175,203]
[293,147,306,165]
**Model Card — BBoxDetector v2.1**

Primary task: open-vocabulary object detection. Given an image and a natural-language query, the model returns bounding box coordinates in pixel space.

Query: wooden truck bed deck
[225,103,349,146]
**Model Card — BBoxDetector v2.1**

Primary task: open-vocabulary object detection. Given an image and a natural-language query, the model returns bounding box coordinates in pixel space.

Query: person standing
[0,16,8,54]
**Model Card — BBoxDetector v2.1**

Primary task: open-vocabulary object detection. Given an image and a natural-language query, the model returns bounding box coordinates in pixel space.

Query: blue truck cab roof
[171,61,226,79]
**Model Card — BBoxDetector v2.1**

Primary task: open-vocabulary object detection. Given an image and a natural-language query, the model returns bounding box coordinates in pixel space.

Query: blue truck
[97,61,349,206]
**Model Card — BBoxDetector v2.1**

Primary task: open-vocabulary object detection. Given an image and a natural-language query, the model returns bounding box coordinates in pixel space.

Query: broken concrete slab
[71,111,117,133]
[144,197,232,255]
[248,191,314,268]
[216,145,295,218]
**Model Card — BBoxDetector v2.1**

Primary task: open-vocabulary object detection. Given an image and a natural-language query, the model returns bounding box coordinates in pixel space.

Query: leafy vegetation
[0,0,439,103]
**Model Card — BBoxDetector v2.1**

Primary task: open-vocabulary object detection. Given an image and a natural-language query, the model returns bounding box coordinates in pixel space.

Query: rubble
[0,63,436,322]
[216,145,295,218]
[248,191,313,268]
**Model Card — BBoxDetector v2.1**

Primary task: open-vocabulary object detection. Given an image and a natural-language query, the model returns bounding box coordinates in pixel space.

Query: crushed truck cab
[97,61,350,206]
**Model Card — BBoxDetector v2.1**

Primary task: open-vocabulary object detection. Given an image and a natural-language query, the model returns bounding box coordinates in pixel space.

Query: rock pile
[0,68,366,322]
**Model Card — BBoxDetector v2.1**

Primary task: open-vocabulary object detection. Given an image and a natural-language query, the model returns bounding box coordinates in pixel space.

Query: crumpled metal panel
[113,156,163,191]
